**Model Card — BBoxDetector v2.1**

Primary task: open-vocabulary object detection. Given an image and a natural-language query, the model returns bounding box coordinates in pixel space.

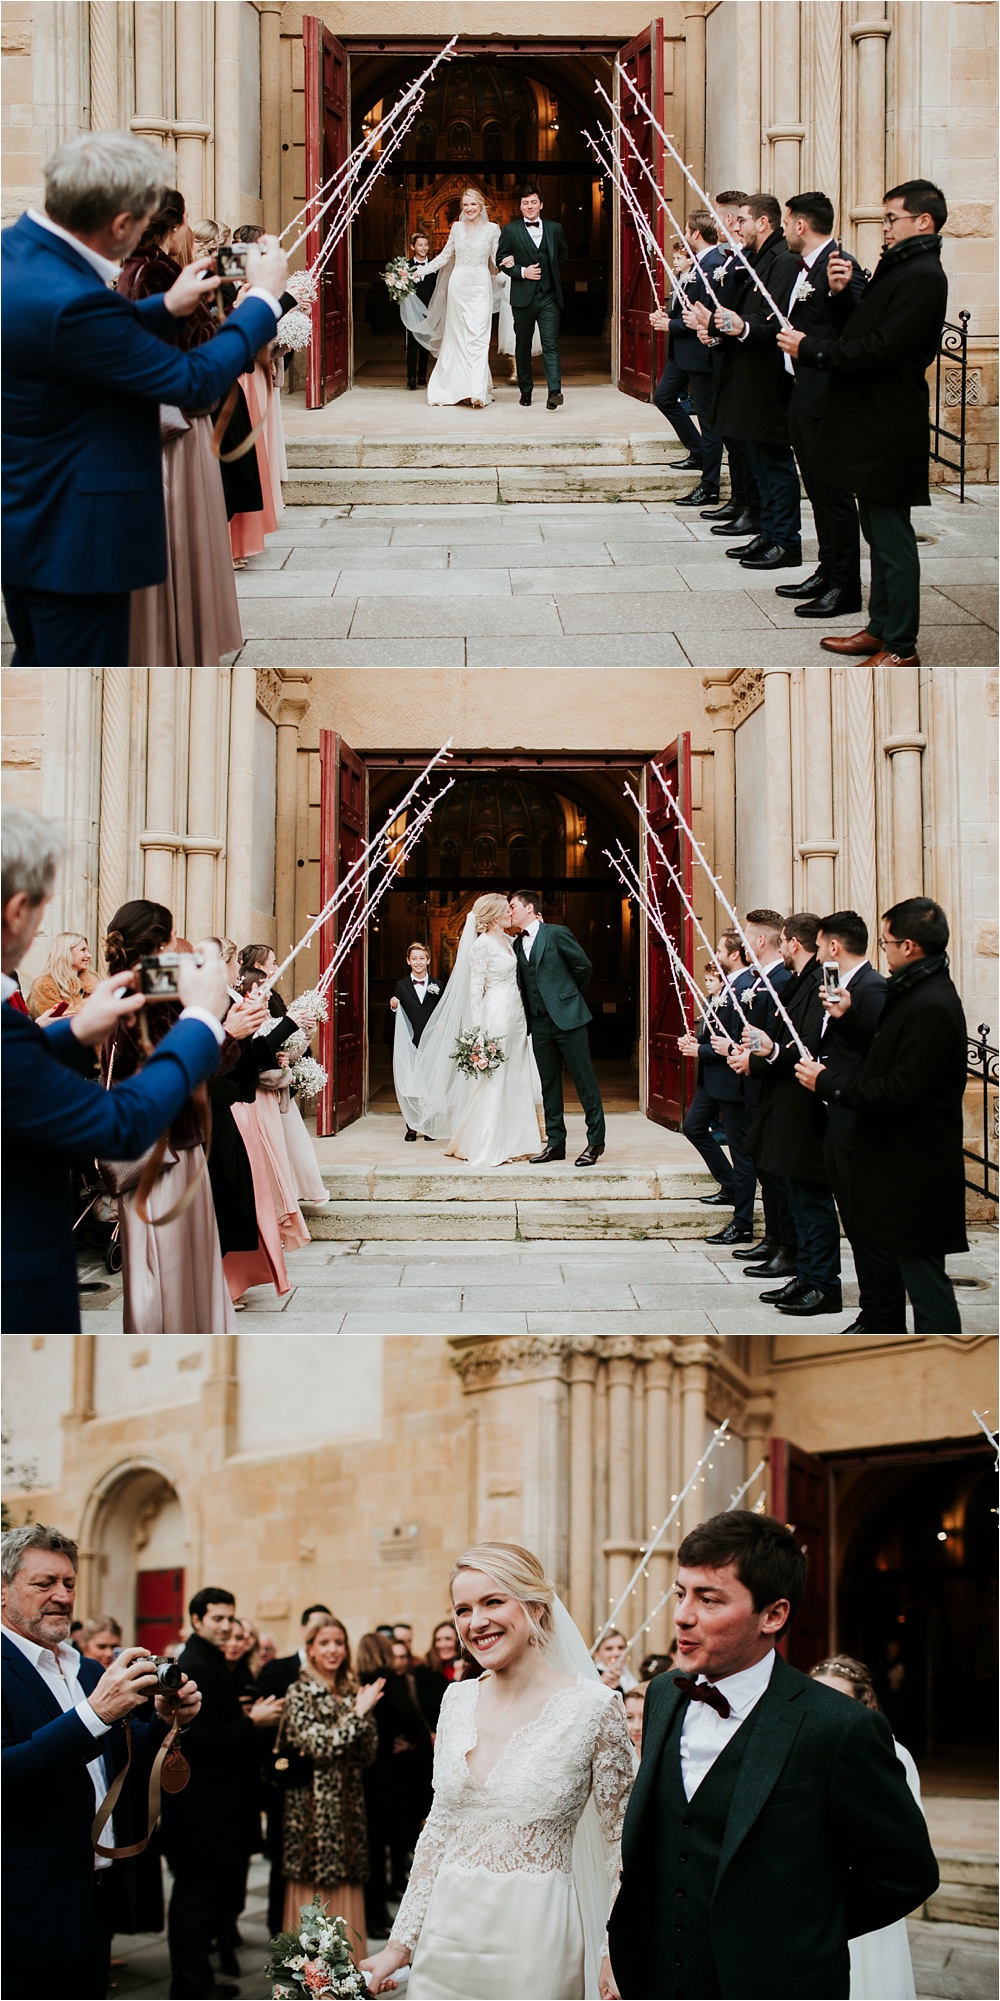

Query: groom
[509,891,606,1165]
[496,187,569,409]
[607,1509,938,2000]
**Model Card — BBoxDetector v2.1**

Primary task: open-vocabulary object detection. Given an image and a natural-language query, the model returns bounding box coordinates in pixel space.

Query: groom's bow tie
[673,1675,732,1719]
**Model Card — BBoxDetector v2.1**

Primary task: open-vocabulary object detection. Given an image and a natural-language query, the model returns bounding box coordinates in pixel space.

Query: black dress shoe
[701,500,739,521]
[575,1143,605,1166]
[698,1189,733,1206]
[776,1286,844,1317]
[761,1277,809,1305]
[839,1313,869,1331]
[519,392,532,406]
[423,1134,434,1141]
[740,543,804,571]
[674,483,720,508]
[743,1250,797,1280]
[530,1143,565,1162]
[731,1238,776,1260]
[706,1223,755,1245]
[546,391,564,409]
[405,1128,417,1141]
[713,511,759,537]
[774,568,828,599]
[406,380,418,391]
[726,534,768,560]
[794,586,864,619]
[672,454,702,471]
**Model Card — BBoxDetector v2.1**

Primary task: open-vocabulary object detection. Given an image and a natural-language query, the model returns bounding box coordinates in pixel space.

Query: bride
[392,894,541,1169]
[360,1542,634,2001]
[401,188,500,408]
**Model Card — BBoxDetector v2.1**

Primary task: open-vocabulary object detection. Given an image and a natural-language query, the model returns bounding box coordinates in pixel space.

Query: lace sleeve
[388,1702,458,1954]
[468,934,489,1030]
[591,1692,635,1903]
[280,1685,377,1770]
[421,225,457,278]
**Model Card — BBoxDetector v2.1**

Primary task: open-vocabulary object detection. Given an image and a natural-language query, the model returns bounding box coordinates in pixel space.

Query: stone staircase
[925,1847,999,1929]
[307,1158,758,1241]
[282,431,706,506]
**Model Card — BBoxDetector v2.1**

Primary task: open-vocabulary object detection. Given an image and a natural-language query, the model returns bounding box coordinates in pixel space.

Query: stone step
[308,1196,737,1242]
[926,1879,999,1927]
[282,462,706,506]
[317,1165,721,1203]
[933,1850,999,1890]
[285,435,687,469]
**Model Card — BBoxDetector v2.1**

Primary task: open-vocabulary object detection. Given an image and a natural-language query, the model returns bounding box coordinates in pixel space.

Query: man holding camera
[2,130,289,667]
[2,1522,202,2001]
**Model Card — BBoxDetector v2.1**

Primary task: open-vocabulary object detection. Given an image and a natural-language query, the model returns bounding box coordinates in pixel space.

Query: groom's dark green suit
[495,216,569,397]
[608,1652,938,2000]
[513,921,605,1153]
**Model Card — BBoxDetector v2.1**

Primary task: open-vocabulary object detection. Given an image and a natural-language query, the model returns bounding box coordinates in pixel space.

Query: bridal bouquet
[452,1030,508,1080]
[383,255,415,302]
[290,1053,328,1101]
[267,1897,367,1999]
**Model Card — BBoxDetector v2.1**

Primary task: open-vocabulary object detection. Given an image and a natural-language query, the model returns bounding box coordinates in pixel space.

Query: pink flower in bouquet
[301,1960,333,1996]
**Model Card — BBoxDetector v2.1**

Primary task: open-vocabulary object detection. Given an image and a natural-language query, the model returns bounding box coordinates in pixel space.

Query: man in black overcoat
[729,911,796,1276]
[608,1508,939,2001]
[730,913,841,1317]
[778,179,949,667]
[695,191,761,538]
[676,936,756,1244]
[799,897,968,1334]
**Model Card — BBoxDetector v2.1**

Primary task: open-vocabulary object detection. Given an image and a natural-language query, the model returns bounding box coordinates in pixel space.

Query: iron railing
[930,310,972,501]
[964,1021,998,1201]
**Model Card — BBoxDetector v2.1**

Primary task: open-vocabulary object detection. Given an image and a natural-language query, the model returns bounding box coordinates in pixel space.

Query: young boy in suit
[387,942,441,1139]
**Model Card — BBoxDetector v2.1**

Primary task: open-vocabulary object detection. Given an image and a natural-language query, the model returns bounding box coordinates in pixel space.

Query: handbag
[270,1710,313,1791]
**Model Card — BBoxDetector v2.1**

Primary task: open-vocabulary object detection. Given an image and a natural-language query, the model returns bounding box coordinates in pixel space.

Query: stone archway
[79,1458,196,1648]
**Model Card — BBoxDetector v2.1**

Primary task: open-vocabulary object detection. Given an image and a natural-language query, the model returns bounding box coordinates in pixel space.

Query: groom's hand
[523,262,542,280]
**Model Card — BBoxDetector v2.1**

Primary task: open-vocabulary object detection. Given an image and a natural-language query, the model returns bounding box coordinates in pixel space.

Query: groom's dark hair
[511,889,541,914]
[519,184,542,202]
[677,1510,807,1640]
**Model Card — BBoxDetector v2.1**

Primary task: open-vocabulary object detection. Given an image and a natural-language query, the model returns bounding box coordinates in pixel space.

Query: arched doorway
[85,1464,190,1652]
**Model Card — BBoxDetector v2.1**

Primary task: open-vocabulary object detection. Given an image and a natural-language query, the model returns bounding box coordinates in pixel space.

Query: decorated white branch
[592,79,725,315]
[607,841,720,1039]
[622,781,752,1035]
[592,1422,731,1655]
[583,125,682,307]
[727,1460,767,1510]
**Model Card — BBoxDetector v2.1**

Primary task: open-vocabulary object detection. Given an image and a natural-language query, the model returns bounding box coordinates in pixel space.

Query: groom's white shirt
[520,917,543,960]
[524,219,544,247]
[678,1647,775,1799]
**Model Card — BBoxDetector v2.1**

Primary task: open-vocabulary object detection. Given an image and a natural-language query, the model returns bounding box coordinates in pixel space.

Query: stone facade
[2,1332,992,1658]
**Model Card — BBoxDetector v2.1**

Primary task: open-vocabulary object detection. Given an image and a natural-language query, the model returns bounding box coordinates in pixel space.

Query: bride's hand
[599,1954,621,2000]
[360,1942,410,1993]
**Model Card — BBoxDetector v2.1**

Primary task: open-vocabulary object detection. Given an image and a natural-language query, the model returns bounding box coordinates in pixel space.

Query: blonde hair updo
[473,893,509,935]
[449,1541,555,1647]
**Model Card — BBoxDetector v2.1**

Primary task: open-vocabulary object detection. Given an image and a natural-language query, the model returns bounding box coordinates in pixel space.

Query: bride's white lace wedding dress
[409,216,501,407]
[443,931,540,1167]
[389,1673,634,2001]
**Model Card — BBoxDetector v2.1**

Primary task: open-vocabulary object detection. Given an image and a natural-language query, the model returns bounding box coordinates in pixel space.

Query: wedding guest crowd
[680,898,970,1332]
[656,177,949,663]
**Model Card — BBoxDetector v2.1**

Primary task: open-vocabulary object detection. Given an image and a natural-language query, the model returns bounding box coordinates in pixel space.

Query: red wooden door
[135,1568,184,1654]
[643,733,692,1127]
[318,731,367,1136]
[303,15,350,406]
[618,19,666,400]
[770,1438,832,1670]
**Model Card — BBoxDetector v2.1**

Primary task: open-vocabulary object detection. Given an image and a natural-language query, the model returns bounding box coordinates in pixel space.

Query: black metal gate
[964,1021,998,1202]
[930,311,972,502]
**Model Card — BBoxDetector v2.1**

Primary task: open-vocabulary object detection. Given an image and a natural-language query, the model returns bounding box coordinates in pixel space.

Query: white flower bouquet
[291,1054,328,1101]
[267,1898,367,1998]
[286,271,319,308]
[383,255,415,302]
[277,270,319,351]
[289,988,329,1025]
[451,1030,507,1080]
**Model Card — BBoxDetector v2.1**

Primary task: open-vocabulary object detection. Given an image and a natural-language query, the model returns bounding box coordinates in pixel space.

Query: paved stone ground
[78,1228,998,1332]
[219,484,998,669]
[107,1855,998,2001]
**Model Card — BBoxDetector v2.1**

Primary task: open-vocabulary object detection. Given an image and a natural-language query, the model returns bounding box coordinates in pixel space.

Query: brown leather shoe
[820,629,882,656]
[860,648,921,666]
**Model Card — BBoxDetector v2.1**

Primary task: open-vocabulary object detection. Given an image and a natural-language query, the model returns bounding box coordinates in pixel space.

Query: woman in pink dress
[225,227,284,562]
[229,946,315,1276]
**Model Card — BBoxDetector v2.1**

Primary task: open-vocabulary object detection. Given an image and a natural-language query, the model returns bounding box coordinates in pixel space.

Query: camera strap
[133,1084,213,1228]
[211,381,268,464]
[92,1716,191,1859]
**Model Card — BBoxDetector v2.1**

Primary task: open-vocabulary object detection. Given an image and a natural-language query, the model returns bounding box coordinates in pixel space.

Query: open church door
[642,733,692,1127]
[303,16,350,406]
[770,1439,832,1670]
[617,19,666,400]
[317,732,367,1137]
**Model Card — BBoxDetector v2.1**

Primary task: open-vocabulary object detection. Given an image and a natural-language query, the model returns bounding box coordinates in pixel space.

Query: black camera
[152,1656,183,1692]
[216,243,251,277]
[138,952,203,998]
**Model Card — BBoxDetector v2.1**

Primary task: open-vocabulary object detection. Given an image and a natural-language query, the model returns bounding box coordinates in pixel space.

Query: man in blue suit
[2,1521,202,2000]
[2,807,231,1333]
[650,211,727,507]
[725,908,798,1279]
[2,129,288,667]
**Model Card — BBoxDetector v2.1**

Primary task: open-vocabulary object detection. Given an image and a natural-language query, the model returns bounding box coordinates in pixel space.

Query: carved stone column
[143,669,184,917]
[174,0,211,220]
[809,1,843,217]
[850,8,891,268]
[643,1342,674,1654]
[603,1349,638,1615]
[213,0,242,235]
[762,668,793,912]
[185,670,225,943]
[132,0,169,151]
[274,680,312,969]
[766,1,804,205]
[677,1343,711,1536]
[797,666,838,912]
[226,669,257,950]
[682,6,708,201]
[259,1,284,233]
[97,669,132,965]
[883,666,926,902]
[842,664,878,953]
[567,1345,599,1640]
[88,1,120,129]
[701,674,737,907]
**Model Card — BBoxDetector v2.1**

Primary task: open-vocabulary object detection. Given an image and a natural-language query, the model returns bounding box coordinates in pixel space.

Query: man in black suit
[725,910,796,1277]
[792,911,902,1333]
[775,193,867,621]
[677,933,756,1244]
[696,191,761,539]
[405,232,436,390]
[387,941,442,1140]
[608,1508,938,2000]
[496,186,569,409]
[257,1604,332,1932]
[161,1587,282,2000]
[649,211,727,507]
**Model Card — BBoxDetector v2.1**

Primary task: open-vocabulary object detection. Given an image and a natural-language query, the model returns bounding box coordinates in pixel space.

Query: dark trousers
[654,363,724,490]
[824,1130,907,1329]
[788,395,861,594]
[759,1165,796,1251]
[4,1873,113,1999]
[513,292,561,394]
[529,1012,605,1151]
[406,329,427,386]
[780,1174,841,1294]
[896,1253,962,1333]
[168,1854,248,1999]
[723,437,760,518]
[858,497,921,654]
[744,439,802,550]
[4,584,132,667]
[683,1087,756,1229]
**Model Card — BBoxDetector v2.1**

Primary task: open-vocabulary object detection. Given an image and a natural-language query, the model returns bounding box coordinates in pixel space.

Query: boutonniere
[797,277,815,300]
[427,982,440,995]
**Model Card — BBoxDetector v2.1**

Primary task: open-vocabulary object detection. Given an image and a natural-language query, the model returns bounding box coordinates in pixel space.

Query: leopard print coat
[279,1674,378,1886]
